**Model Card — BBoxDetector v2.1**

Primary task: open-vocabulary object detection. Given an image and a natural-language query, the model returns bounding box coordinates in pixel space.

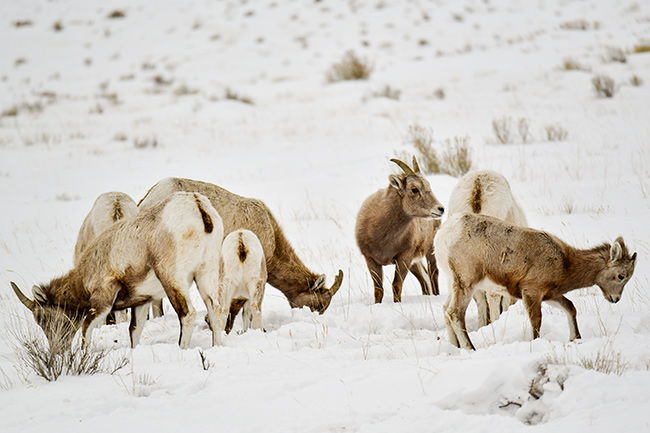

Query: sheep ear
[32,285,48,304]
[610,240,622,262]
[631,252,637,262]
[389,175,403,190]
[311,274,326,291]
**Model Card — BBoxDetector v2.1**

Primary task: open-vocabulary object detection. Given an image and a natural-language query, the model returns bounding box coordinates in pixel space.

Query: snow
[1,0,650,431]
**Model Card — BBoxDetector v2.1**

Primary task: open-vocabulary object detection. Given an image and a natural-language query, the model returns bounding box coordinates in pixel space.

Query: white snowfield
[1,0,649,432]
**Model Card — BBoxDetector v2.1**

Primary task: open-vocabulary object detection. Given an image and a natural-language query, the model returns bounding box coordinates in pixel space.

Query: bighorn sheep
[74,191,139,324]
[435,213,637,350]
[74,191,138,266]
[138,177,343,332]
[213,229,266,343]
[447,170,527,327]
[355,157,445,303]
[12,192,224,350]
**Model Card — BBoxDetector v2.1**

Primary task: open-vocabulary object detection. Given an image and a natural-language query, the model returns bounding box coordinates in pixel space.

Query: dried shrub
[133,135,158,149]
[559,19,598,31]
[13,20,33,28]
[630,75,644,87]
[402,125,472,177]
[10,318,128,382]
[326,50,373,82]
[561,58,590,72]
[107,10,126,19]
[517,118,531,143]
[592,74,615,98]
[633,44,650,53]
[174,85,199,97]
[371,85,401,100]
[492,116,514,144]
[543,124,569,141]
[224,88,254,104]
[603,46,627,64]
[52,21,63,32]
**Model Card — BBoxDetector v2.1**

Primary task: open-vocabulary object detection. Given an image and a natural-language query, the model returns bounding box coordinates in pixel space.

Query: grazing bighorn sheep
[435,213,637,350]
[12,192,224,350]
[138,177,343,333]
[447,170,527,327]
[74,191,139,324]
[355,157,445,303]
[74,191,138,266]
[213,229,267,344]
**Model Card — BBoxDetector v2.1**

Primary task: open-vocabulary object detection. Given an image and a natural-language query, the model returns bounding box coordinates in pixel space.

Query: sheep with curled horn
[13,192,224,350]
[138,177,344,333]
[355,156,445,303]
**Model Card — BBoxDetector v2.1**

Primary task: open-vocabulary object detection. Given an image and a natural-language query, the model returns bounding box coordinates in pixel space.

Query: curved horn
[412,156,421,173]
[329,270,344,296]
[11,282,35,311]
[390,158,414,176]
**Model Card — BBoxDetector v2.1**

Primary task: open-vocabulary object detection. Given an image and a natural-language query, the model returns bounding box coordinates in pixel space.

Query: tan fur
[13,192,224,350]
[436,213,637,350]
[355,157,444,303]
[138,177,343,323]
[447,170,527,326]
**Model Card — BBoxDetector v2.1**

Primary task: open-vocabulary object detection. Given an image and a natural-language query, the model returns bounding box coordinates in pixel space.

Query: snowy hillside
[1,0,650,432]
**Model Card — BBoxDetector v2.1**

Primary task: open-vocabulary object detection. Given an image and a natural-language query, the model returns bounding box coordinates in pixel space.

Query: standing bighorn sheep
[138,177,343,332]
[356,157,445,303]
[435,213,637,350]
[74,191,139,324]
[213,229,267,344]
[12,192,224,350]
[447,170,527,327]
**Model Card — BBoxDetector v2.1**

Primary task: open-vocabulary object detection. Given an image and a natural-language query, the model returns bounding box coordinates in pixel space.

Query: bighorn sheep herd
[11,159,637,352]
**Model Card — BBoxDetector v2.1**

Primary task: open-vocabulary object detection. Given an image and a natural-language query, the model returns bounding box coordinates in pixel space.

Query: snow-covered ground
[1,0,650,431]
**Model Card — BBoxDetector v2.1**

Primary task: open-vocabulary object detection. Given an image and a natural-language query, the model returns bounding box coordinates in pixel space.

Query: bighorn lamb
[12,192,224,350]
[435,213,637,350]
[447,170,527,327]
[213,229,267,343]
[356,157,445,303]
[74,191,139,324]
[138,177,343,332]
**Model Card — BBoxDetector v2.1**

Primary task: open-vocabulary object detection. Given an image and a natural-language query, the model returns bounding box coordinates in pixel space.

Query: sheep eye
[617,274,625,281]
[411,188,420,195]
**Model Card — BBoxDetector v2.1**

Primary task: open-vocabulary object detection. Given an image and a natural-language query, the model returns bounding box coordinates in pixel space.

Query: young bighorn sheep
[213,229,267,344]
[74,191,139,324]
[447,170,527,327]
[12,192,224,350]
[435,213,637,350]
[138,177,343,333]
[356,157,445,303]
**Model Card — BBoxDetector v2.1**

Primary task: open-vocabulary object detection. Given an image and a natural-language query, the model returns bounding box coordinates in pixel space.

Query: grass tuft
[326,50,373,82]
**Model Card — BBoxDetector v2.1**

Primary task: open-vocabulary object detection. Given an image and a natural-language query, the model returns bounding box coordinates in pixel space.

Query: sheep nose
[609,294,621,303]
[437,206,445,215]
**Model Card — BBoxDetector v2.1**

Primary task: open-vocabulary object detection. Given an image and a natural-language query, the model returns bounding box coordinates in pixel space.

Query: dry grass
[492,116,514,144]
[402,125,472,177]
[326,50,373,82]
[633,44,650,53]
[543,124,569,141]
[9,317,128,382]
[592,74,616,98]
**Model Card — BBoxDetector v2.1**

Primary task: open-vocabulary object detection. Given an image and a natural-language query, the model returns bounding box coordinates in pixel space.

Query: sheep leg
[242,278,265,331]
[156,269,196,349]
[487,292,504,324]
[226,299,246,334]
[445,270,475,350]
[365,257,384,303]
[129,303,151,348]
[409,259,432,296]
[547,296,580,341]
[194,269,221,346]
[392,259,410,303]
[82,280,120,347]
[151,299,164,318]
[473,290,490,328]
[426,249,440,296]
[522,291,543,340]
